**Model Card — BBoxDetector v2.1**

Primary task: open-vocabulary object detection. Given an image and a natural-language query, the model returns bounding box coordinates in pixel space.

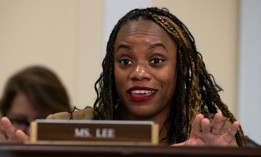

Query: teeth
[131,90,155,95]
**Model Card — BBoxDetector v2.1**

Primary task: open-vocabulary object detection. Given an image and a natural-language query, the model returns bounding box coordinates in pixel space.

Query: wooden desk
[0,144,261,157]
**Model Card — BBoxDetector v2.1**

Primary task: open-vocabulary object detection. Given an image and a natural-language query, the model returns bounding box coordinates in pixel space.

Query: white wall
[0,0,103,109]
[239,0,261,144]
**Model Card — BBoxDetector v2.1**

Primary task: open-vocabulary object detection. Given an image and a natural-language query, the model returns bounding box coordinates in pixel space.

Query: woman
[0,66,71,137]
[91,7,245,146]
[0,7,245,146]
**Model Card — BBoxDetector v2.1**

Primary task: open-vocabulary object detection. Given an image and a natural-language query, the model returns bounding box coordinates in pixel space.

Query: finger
[0,120,6,141]
[201,118,211,133]
[16,130,29,143]
[1,117,17,140]
[223,121,240,143]
[0,121,6,135]
[0,117,10,141]
[211,112,223,134]
[171,141,186,147]
[0,125,7,141]
[192,114,204,133]
[1,117,13,127]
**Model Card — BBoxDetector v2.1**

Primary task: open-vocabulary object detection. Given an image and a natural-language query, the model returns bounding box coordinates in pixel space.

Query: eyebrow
[115,43,131,51]
[148,42,166,50]
[115,42,166,52]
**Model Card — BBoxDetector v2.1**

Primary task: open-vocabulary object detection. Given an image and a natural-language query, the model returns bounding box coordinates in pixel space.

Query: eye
[120,58,133,65]
[150,58,164,65]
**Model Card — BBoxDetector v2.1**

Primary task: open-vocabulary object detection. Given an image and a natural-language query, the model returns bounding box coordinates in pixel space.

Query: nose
[129,64,151,81]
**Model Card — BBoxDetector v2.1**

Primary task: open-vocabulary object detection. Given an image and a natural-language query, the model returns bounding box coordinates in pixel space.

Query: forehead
[9,93,39,117]
[115,18,174,43]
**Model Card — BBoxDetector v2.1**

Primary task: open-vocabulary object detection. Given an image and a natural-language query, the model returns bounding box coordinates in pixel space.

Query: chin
[130,109,155,120]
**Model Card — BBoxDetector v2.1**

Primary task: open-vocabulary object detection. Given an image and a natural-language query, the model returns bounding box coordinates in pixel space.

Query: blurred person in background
[0,65,71,136]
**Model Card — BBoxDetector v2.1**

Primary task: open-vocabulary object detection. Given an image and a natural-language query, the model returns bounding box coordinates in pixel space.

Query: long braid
[93,7,245,146]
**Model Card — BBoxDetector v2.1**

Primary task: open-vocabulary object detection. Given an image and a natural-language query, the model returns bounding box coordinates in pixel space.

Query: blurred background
[0,0,260,144]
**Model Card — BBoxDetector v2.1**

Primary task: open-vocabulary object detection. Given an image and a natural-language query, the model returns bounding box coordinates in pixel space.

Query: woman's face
[114,19,178,122]
[8,93,39,134]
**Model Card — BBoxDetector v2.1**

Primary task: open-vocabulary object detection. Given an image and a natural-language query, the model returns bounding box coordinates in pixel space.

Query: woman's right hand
[0,117,29,143]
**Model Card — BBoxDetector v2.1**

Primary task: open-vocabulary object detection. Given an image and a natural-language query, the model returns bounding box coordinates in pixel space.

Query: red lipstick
[127,86,156,102]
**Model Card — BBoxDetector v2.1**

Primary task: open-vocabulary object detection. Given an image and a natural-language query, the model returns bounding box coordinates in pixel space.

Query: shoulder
[46,107,94,120]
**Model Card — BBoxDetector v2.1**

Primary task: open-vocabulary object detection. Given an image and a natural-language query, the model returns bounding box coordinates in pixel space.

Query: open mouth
[128,89,157,102]
[130,90,156,96]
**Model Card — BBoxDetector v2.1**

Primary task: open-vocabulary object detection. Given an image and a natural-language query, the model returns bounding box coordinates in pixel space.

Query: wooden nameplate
[29,120,159,145]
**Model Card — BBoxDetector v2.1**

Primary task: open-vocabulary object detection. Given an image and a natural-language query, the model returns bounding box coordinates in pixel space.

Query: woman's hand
[0,117,29,143]
[172,112,239,146]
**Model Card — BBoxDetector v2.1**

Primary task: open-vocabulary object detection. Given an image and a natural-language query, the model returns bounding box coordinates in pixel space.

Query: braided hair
[93,7,245,146]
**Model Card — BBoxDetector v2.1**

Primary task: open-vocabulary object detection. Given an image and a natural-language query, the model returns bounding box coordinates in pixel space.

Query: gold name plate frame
[29,120,159,145]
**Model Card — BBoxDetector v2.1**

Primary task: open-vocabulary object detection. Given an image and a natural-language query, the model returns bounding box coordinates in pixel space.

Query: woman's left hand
[172,112,239,146]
